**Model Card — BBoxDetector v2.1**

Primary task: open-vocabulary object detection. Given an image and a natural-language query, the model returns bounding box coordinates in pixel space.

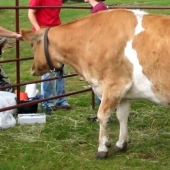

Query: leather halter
[44,27,64,80]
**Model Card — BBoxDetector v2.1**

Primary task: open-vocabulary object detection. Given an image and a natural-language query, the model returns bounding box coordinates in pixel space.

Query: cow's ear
[20,29,40,43]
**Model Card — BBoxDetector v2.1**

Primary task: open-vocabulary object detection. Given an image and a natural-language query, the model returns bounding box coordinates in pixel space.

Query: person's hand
[15,33,23,41]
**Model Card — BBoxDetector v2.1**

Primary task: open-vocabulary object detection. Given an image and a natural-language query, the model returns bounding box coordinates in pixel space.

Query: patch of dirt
[138,153,157,160]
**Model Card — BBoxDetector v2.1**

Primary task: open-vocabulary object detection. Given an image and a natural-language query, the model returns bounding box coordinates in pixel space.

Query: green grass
[1,0,170,170]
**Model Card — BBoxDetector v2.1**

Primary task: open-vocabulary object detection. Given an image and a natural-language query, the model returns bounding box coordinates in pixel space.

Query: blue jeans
[96,96,101,105]
[41,69,68,108]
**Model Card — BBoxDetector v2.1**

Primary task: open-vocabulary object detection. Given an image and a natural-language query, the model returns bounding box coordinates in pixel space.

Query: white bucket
[25,83,39,98]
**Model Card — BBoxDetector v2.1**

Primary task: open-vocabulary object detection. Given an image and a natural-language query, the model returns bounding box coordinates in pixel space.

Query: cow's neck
[48,26,89,79]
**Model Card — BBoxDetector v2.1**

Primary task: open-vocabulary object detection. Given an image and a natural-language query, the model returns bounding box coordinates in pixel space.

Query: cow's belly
[124,81,160,103]
[91,82,103,100]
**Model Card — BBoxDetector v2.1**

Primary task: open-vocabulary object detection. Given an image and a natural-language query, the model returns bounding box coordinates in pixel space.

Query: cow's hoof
[96,151,108,159]
[114,141,127,151]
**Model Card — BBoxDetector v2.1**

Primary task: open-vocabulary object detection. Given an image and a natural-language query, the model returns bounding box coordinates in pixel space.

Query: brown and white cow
[21,9,170,159]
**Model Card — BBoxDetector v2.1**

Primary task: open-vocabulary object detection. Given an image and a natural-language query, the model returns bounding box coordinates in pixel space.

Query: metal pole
[15,0,21,103]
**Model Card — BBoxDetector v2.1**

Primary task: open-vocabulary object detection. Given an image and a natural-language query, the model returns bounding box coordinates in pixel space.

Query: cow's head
[21,28,56,76]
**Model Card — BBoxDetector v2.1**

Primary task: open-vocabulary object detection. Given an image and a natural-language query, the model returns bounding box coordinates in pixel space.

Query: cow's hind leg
[115,100,131,151]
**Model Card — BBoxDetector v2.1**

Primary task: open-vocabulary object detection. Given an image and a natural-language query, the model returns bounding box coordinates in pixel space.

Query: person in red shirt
[28,0,71,111]
[28,0,62,30]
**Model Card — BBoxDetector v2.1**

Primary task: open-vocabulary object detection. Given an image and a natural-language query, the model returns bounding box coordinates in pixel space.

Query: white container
[18,113,46,124]
[25,83,39,98]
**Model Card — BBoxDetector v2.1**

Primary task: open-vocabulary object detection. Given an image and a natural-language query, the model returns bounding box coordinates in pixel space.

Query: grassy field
[1,0,170,170]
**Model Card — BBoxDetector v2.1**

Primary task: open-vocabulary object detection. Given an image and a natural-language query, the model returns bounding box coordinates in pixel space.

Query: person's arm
[0,26,22,40]
[28,9,40,31]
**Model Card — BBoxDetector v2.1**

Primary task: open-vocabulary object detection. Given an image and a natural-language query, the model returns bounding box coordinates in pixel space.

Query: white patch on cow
[98,136,109,152]
[124,10,160,104]
[124,40,160,103]
[90,79,103,99]
[130,10,148,35]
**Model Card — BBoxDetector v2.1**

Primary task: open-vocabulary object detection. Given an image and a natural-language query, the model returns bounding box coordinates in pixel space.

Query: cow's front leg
[96,110,111,159]
[96,93,119,159]
[115,100,131,151]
